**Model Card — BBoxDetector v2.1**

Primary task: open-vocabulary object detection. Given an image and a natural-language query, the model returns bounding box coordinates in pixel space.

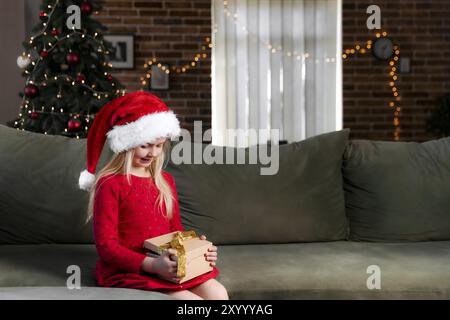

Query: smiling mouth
[140,158,152,162]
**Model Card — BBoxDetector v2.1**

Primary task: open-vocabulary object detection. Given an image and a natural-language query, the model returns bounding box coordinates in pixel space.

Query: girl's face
[132,137,167,169]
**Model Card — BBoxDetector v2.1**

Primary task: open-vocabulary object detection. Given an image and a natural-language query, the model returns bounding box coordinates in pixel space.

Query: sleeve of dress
[93,178,147,274]
[166,173,185,232]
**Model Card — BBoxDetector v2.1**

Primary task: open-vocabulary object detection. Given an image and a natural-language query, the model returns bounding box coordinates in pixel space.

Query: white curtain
[212,0,342,147]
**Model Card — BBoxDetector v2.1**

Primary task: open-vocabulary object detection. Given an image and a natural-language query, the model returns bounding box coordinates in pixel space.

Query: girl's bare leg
[164,289,204,300]
[189,279,229,300]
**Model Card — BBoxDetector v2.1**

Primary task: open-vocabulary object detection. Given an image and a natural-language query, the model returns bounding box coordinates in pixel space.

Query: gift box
[143,230,213,284]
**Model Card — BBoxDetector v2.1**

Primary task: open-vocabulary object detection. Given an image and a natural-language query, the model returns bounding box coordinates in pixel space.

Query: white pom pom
[17,55,31,69]
[79,169,95,191]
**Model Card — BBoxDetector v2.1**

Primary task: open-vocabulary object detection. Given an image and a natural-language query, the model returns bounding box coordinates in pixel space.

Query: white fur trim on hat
[106,110,181,153]
[79,169,96,191]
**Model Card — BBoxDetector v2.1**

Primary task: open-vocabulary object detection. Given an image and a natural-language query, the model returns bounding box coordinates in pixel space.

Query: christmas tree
[7,0,125,138]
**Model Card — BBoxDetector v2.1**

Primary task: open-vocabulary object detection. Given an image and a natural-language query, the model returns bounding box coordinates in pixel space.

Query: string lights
[139,37,212,89]
[218,0,335,63]
[221,0,401,140]
[343,31,401,141]
[144,1,398,143]
[140,0,338,90]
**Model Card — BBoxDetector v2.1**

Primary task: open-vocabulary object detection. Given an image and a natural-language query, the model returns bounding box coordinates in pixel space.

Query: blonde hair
[85,140,174,224]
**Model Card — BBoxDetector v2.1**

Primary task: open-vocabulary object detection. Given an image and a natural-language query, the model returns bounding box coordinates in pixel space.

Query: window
[212,0,342,147]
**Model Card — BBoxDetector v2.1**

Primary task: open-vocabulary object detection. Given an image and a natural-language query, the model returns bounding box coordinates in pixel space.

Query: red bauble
[66,52,80,66]
[81,1,93,14]
[40,50,48,58]
[39,11,47,18]
[24,84,39,98]
[30,112,39,120]
[76,73,86,82]
[106,74,113,81]
[51,28,59,36]
[68,119,82,132]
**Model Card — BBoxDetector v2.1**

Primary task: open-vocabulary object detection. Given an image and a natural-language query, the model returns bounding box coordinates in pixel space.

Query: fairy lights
[139,37,212,89]
[140,0,339,90]
[218,0,333,63]
[343,31,401,141]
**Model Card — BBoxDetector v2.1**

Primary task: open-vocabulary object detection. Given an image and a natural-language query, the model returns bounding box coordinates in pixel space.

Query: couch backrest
[0,125,112,244]
[343,137,450,242]
[0,124,350,245]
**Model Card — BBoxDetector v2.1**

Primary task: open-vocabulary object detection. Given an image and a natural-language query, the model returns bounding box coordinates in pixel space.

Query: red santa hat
[78,91,181,191]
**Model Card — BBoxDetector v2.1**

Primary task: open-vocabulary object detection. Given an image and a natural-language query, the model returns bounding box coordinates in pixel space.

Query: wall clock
[372,37,394,60]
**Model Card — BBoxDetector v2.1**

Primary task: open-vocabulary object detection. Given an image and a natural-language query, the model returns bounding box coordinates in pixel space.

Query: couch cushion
[343,137,450,241]
[217,241,450,299]
[2,242,450,299]
[166,129,350,245]
[0,286,175,300]
[0,125,112,244]
[0,244,98,287]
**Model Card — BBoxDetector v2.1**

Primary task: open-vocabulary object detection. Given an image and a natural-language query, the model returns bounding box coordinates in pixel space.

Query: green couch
[1,124,449,299]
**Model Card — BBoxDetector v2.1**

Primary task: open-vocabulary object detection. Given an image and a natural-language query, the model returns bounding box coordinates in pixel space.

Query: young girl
[78,91,229,300]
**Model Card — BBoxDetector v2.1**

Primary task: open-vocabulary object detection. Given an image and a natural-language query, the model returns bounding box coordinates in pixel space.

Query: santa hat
[78,91,181,191]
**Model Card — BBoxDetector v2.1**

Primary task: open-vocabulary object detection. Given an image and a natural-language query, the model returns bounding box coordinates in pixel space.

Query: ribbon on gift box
[159,230,198,279]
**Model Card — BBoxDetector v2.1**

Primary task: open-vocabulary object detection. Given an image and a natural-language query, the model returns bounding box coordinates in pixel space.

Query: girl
[78,91,229,300]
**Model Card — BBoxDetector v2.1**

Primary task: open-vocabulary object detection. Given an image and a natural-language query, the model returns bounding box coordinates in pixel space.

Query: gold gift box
[143,230,213,284]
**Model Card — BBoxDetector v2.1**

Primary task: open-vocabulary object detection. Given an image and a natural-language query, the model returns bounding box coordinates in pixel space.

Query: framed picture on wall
[103,34,134,69]
[150,64,170,90]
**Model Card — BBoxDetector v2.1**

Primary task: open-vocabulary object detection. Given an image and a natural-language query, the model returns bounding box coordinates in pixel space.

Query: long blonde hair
[85,141,174,224]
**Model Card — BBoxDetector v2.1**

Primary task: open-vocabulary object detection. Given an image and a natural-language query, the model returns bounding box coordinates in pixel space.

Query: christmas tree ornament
[66,52,80,65]
[81,1,93,15]
[106,74,113,81]
[40,50,49,58]
[17,55,31,68]
[39,11,47,18]
[68,119,82,132]
[24,84,39,98]
[51,28,58,36]
[76,73,86,83]
[30,111,39,119]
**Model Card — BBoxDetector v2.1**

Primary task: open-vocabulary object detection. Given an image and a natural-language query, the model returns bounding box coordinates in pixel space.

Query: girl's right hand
[147,248,180,282]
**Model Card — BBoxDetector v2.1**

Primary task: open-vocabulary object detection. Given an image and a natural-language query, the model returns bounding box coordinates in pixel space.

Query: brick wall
[97,0,212,133]
[343,0,450,141]
[98,0,449,141]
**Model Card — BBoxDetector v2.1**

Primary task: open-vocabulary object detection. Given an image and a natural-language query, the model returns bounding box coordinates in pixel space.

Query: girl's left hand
[200,235,218,266]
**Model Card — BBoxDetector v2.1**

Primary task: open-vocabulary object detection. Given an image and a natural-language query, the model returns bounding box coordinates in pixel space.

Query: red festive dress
[92,171,219,292]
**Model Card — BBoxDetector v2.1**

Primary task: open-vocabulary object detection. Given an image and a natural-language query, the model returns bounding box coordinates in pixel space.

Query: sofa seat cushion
[0,244,98,287]
[2,242,450,299]
[218,241,450,299]
[0,286,175,300]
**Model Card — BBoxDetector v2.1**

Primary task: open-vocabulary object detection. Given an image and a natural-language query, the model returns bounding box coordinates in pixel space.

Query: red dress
[92,171,219,292]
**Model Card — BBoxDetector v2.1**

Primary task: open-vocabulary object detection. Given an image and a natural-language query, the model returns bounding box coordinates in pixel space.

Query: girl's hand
[146,248,180,282]
[200,235,218,267]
